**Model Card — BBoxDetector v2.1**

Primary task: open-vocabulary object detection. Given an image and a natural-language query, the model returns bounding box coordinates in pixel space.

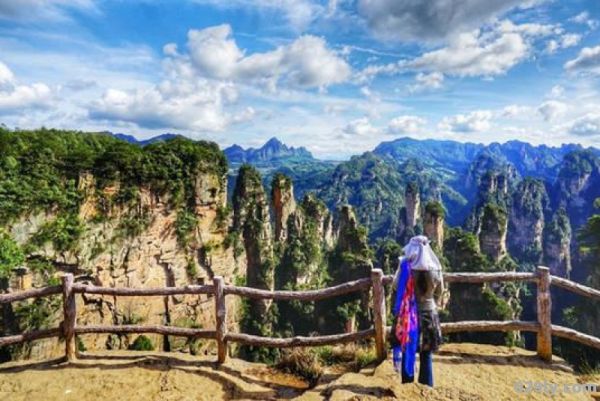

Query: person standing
[391,235,444,386]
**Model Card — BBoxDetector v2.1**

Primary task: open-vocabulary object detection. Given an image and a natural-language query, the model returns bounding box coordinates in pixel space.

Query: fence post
[62,273,77,362]
[214,276,227,363]
[536,266,552,361]
[371,268,387,361]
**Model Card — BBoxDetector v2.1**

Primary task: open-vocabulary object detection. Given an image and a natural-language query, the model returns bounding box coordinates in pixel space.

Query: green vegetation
[175,209,198,247]
[129,335,154,351]
[425,200,446,219]
[275,348,323,387]
[443,227,522,345]
[29,213,85,253]
[0,230,24,279]
[0,128,226,225]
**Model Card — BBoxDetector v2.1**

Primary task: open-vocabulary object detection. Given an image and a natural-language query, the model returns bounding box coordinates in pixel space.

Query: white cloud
[357,0,526,42]
[191,0,323,30]
[439,110,493,133]
[339,117,380,137]
[177,24,351,90]
[406,29,528,77]
[387,115,426,134]
[548,85,564,99]
[502,104,532,118]
[89,78,245,132]
[570,11,599,30]
[0,0,98,21]
[568,113,600,137]
[565,45,600,75]
[408,72,444,92]
[537,100,567,121]
[0,61,52,114]
[545,33,581,54]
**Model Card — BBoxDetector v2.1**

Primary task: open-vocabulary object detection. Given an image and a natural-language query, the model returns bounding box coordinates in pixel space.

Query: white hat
[403,235,442,271]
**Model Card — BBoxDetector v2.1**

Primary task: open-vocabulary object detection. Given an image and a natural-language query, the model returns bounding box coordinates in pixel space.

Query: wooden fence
[1,266,600,363]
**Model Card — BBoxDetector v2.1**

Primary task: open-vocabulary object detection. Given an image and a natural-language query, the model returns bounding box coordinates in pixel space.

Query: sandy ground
[0,343,598,401]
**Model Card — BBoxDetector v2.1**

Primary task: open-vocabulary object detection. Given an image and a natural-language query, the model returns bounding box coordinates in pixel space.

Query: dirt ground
[0,343,598,401]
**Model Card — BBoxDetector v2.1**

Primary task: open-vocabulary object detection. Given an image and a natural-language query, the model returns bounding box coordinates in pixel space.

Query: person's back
[391,236,443,387]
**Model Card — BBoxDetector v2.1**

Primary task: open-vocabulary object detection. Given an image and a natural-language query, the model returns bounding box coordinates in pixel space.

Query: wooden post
[371,268,387,361]
[536,266,552,361]
[214,276,227,363]
[62,273,77,362]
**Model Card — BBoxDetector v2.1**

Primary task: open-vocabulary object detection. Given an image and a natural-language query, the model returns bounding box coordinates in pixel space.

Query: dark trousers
[401,350,433,386]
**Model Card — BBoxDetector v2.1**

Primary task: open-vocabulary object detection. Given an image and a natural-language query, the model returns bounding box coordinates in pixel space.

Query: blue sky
[0,0,599,159]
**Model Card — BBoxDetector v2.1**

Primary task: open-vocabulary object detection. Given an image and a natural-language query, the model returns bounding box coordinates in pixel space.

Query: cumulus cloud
[564,45,600,75]
[545,33,581,54]
[439,110,493,133]
[408,72,444,92]
[537,100,567,121]
[502,104,532,118]
[175,24,351,90]
[0,0,97,21]
[568,113,600,137]
[338,117,380,137]
[570,11,599,30]
[406,28,528,77]
[357,0,526,42]
[89,78,249,132]
[90,24,351,131]
[0,61,52,114]
[359,19,566,80]
[387,115,426,134]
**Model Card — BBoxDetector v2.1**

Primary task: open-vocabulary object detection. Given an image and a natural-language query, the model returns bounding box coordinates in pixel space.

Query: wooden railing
[1,266,600,363]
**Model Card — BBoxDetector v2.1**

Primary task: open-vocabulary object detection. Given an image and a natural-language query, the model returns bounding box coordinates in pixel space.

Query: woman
[391,235,443,387]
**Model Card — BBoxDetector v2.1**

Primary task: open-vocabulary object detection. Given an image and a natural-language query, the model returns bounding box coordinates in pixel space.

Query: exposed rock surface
[508,179,549,263]
[232,165,275,345]
[272,174,296,243]
[543,209,572,277]
[478,203,508,262]
[0,343,595,401]
[5,168,244,358]
[424,201,445,250]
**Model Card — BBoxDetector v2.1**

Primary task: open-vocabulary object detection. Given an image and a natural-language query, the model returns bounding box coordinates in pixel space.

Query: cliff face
[543,209,572,277]
[271,174,296,243]
[508,179,549,263]
[478,203,508,262]
[423,201,445,250]
[404,182,421,230]
[6,168,243,358]
[232,165,274,344]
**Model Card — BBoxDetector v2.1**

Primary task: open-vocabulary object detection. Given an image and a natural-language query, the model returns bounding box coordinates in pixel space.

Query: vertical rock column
[232,165,274,338]
[271,173,295,243]
[424,201,445,250]
[479,203,508,262]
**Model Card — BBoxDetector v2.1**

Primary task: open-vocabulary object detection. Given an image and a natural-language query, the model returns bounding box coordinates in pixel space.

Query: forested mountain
[1,128,600,370]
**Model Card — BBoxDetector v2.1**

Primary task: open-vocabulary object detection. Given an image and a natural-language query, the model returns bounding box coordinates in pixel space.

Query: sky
[0,0,599,159]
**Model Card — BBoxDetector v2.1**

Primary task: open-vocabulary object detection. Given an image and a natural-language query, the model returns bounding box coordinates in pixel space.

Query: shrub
[275,348,323,387]
[129,335,154,351]
[0,230,25,279]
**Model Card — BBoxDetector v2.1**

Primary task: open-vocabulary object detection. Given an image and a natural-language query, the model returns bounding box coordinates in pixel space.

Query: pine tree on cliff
[232,165,276,362]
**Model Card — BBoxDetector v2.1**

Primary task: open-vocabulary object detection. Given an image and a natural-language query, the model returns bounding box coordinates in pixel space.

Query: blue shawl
[392,258,419,378]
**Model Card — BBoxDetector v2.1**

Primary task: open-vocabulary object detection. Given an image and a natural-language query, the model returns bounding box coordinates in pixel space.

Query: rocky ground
[0,343,598,401]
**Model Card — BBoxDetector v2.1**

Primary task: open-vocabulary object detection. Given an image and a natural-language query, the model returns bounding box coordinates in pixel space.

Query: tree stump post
[214,276,227,363]
[536,266,552,361]
[62,273,77,362]
[371,268,387,361]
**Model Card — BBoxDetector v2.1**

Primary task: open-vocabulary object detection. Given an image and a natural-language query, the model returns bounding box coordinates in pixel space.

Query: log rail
[1,266,600,363]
